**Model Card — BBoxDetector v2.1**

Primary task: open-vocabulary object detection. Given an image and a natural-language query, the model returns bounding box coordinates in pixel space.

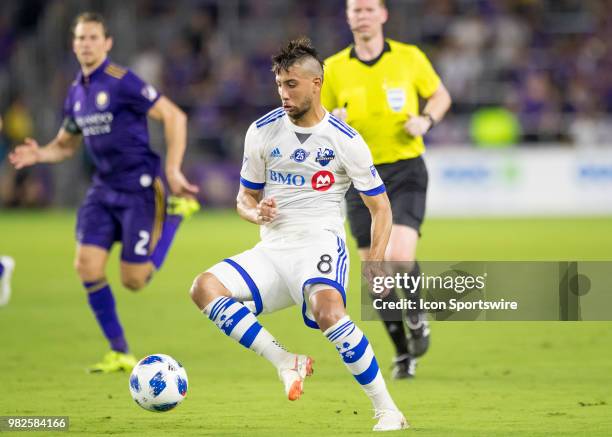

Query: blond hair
[72,12,110,38]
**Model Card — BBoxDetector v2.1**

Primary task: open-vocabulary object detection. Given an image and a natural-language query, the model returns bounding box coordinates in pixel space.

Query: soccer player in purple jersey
[9,12,200,373]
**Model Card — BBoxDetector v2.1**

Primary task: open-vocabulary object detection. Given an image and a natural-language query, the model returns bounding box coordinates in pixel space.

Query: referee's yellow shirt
[322,39,441,165]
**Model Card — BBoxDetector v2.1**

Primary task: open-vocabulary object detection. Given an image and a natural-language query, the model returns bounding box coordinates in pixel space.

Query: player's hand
[362,260,392,298]
[331,107,347,122]
[255,196,277,224]
[166,169,199,197]
[404,114,433,137]
[9,138,41,169]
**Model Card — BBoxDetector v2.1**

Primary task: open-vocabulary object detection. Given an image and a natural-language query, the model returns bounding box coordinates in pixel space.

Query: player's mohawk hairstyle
[271,37,325,77]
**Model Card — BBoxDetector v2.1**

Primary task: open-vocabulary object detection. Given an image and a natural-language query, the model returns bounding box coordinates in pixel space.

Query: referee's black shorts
[345,156,428,248]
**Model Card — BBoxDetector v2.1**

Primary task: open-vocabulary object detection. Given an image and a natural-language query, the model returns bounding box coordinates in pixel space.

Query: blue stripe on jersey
[355,356,380,385]
[223,258,263,315]
[328,118,355,138]
[221,306,250,335]
[360,184,386,196]
[255,107,283,125]
[240,177,265,190]
[337,252,347,288]
[302,277,347,330]
[336,238,348,287]
[302,313,320,330]
[329,114,357,135]
[339,254,348,287]
[340,240,347,286]
[239,322,262,348]
[256,111,285,128]
[329,114,357,134]
[335,238,345,284]
[342,335,369,364]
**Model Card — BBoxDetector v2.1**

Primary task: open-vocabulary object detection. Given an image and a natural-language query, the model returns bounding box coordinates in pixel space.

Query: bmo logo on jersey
[311,170,335,191]
[269,170,306,186]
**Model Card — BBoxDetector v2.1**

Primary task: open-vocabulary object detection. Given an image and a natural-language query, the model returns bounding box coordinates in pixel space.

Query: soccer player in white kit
[190,38,408,431]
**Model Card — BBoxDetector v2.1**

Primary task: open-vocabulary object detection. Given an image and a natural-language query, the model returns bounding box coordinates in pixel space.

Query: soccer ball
[128,354,188,412]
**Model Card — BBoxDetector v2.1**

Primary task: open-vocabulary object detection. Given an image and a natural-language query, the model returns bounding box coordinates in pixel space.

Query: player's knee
[312,307,346,330]
[121,275,147,292]
[190,272,223,309]
[74,256,103,281]
[385,248,415,263]
[387,260,417,277]
[74,258,85,276]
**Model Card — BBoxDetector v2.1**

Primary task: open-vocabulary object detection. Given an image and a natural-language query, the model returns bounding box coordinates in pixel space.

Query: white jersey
[240,108,385,241]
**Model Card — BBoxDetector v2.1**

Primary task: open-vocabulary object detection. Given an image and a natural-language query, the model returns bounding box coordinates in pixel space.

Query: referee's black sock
[371,287,409,356]
[400,261,431,358]
[402,261,423,328]
[383,319,409,356]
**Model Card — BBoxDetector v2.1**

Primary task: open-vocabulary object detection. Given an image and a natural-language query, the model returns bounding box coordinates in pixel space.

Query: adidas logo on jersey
[270,148,282,158]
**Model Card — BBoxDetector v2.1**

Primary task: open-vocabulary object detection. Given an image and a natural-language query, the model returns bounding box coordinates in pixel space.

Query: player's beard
[289,97,312,122]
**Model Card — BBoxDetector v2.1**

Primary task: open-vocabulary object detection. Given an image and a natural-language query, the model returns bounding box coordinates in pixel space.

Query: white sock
[204,296,291,368]
[325,316,398,411]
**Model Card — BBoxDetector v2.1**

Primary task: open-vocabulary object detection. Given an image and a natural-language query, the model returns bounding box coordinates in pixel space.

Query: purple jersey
[63,58,161,192]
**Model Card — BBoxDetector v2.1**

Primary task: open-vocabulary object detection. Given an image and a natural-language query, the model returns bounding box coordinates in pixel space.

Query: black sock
[370,287,409,356]
[402,261,423,328]
[383,320,409,356]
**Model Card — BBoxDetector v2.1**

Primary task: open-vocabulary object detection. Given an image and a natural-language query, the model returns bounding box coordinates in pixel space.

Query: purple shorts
[76,180,166,263]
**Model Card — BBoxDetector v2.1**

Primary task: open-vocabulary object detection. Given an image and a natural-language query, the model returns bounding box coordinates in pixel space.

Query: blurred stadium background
[0,0,611,214]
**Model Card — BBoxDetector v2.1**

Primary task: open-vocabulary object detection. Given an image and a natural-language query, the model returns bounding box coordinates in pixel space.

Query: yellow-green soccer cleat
[167,196,200,219]
[87,351,138,374]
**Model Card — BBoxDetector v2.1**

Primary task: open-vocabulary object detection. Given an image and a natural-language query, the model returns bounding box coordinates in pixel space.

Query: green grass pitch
[1,210,611,436]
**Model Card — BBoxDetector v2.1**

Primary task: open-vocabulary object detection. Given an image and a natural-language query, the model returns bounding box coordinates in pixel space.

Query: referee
[322,0,451,379]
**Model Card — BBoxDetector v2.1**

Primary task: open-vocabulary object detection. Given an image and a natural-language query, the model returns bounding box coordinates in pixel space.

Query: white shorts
[206,230,349,329]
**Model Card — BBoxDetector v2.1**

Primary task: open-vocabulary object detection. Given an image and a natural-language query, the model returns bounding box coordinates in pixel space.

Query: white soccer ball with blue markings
[129,354,188,412]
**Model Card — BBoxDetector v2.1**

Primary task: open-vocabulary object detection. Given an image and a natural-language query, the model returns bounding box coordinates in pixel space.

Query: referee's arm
[405,83,452,137]
[423,84,451,125]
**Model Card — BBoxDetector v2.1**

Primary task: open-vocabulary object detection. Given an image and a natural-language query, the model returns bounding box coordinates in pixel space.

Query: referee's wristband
[423,113,436,132]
